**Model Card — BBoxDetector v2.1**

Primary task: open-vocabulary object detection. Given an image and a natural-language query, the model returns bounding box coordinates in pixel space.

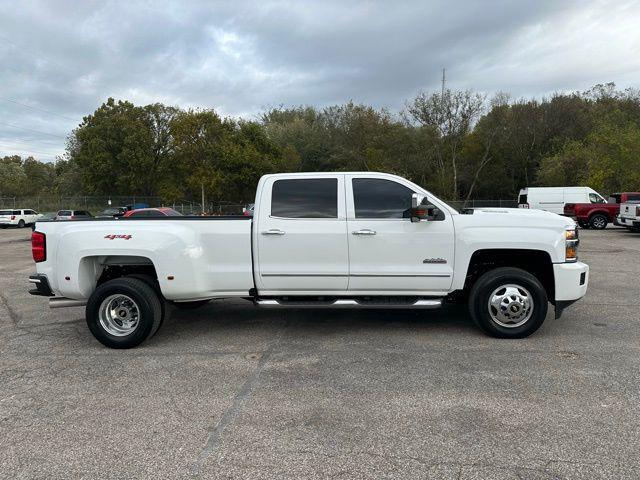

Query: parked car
[30,212,57,231]
[518,187,606,214]
[96,207,127,218]
[0,209,41,228]
[55,210,93,221]
[123,207,182,218]
[618,202,640,232]
[563,192,640,229]
[29,172,588,349]
[243,203,255,216]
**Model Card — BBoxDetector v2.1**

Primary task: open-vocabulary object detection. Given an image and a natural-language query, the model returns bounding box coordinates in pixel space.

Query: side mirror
[411,193,441,222]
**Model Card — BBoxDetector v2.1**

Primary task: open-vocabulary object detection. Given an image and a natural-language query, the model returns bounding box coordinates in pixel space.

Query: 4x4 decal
[104,234,132,240]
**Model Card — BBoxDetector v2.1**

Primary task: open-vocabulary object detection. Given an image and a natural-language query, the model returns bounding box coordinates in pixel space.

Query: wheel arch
[588,210,611,221]
[463,249,555,303]
[78,255,160,297]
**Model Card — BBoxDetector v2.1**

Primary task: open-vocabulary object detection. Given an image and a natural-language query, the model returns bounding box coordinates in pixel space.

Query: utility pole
[201,183,205,215]
[441,68,446,98]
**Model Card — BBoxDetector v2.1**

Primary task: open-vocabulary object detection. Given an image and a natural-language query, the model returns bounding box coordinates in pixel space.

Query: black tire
[125,273,171,337]
[577,220,589,229]
[468,267,548,339]
[173,299,210,310]
[86,277,162,348]
[17,219,25,228]
[589,213,607,230]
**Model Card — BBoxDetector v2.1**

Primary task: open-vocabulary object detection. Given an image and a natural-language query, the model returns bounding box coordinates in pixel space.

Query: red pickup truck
[564,192,640,229]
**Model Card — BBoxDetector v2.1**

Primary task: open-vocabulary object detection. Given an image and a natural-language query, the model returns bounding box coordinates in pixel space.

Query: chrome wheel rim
[592,216,605,228]
[488,284,533,328]
[99,294,140,336]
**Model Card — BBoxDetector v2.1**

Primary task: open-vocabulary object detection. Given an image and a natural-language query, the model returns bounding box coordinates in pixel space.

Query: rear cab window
[271,178,338,218]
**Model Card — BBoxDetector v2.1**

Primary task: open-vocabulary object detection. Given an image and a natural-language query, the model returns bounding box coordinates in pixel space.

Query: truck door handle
[352,229,377,236]
[262,229,286,235]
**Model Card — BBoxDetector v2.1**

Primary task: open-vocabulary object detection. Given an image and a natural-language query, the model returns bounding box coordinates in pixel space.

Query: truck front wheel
[86,277,162,348]
[468,267,548,339]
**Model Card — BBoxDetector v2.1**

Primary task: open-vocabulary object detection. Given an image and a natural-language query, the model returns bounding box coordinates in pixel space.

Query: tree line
[2,82,640,203]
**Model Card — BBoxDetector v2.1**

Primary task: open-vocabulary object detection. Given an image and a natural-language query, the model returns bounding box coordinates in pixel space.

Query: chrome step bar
[255,298,442,309]
[49,297,87,309]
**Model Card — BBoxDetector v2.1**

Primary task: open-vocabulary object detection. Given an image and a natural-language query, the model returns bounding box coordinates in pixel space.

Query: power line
[0,97,78,122]
[0,121,67,139]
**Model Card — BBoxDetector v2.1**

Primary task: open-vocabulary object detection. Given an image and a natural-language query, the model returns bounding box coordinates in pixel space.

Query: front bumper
[553,261,588,318]
[553,262,588,301]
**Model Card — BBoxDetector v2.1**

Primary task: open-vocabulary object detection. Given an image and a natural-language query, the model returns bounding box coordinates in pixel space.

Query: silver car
[55,209,93,221]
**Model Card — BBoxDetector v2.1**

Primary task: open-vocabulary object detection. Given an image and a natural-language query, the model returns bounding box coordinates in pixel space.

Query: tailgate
[620,204,638,219]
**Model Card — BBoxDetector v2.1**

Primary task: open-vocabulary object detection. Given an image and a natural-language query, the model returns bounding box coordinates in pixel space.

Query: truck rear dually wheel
[468,267,548,338]
[86,277,162,348]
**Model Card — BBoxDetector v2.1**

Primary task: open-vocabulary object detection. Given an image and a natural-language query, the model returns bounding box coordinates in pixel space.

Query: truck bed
[34,217,255,301]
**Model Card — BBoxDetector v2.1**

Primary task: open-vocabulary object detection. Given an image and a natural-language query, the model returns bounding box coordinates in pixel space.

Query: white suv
[0,209,41,228]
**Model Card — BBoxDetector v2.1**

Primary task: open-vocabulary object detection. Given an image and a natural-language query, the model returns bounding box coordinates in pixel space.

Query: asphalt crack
[192,319,289,475]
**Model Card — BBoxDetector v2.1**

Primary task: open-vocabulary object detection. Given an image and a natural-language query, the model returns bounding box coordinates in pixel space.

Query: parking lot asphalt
[0,226,639,479]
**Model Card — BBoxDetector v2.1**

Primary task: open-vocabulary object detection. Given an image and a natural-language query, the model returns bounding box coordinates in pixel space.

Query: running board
[49,297,87,308]
[254,298,443,309]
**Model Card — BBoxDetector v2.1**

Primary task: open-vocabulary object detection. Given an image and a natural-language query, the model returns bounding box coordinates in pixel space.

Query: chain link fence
[0,196,248,215]
[0,195,517,216]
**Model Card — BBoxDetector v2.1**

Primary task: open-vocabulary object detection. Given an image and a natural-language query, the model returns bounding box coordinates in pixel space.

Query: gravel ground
[0,226,639,479]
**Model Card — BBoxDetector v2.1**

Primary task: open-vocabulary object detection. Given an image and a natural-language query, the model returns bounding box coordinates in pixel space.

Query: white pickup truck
[29,172,589,348]
[618,202,640,232]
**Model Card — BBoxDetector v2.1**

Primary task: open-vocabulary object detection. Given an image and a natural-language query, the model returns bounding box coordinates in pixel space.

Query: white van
[518,187,606,214]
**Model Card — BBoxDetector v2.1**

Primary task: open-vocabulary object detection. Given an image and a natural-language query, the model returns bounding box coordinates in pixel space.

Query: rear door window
[58,210,72,216]
[271,178,338,218]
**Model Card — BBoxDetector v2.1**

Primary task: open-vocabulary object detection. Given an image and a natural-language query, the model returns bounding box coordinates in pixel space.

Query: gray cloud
[0,0,638,161]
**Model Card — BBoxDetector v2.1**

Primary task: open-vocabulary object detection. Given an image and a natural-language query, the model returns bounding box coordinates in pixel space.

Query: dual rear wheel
[86,277,212,348]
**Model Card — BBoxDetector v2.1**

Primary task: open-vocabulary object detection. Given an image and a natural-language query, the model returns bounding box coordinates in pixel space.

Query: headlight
[565,229,579,262]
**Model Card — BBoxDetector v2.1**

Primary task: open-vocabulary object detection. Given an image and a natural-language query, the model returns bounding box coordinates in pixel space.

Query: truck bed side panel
[35,219,254,300]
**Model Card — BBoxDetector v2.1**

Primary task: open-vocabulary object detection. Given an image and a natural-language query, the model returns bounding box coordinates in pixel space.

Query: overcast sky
[1,0,639,162]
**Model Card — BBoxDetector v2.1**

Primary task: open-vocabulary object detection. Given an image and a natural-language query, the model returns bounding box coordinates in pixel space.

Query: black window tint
[518,194,528,204]
[626,194,640,202]
[13,210,20,215]
[271,179,337,218]
[0,210,11,215]
[58,210,71,216]
[353,178,414,218]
